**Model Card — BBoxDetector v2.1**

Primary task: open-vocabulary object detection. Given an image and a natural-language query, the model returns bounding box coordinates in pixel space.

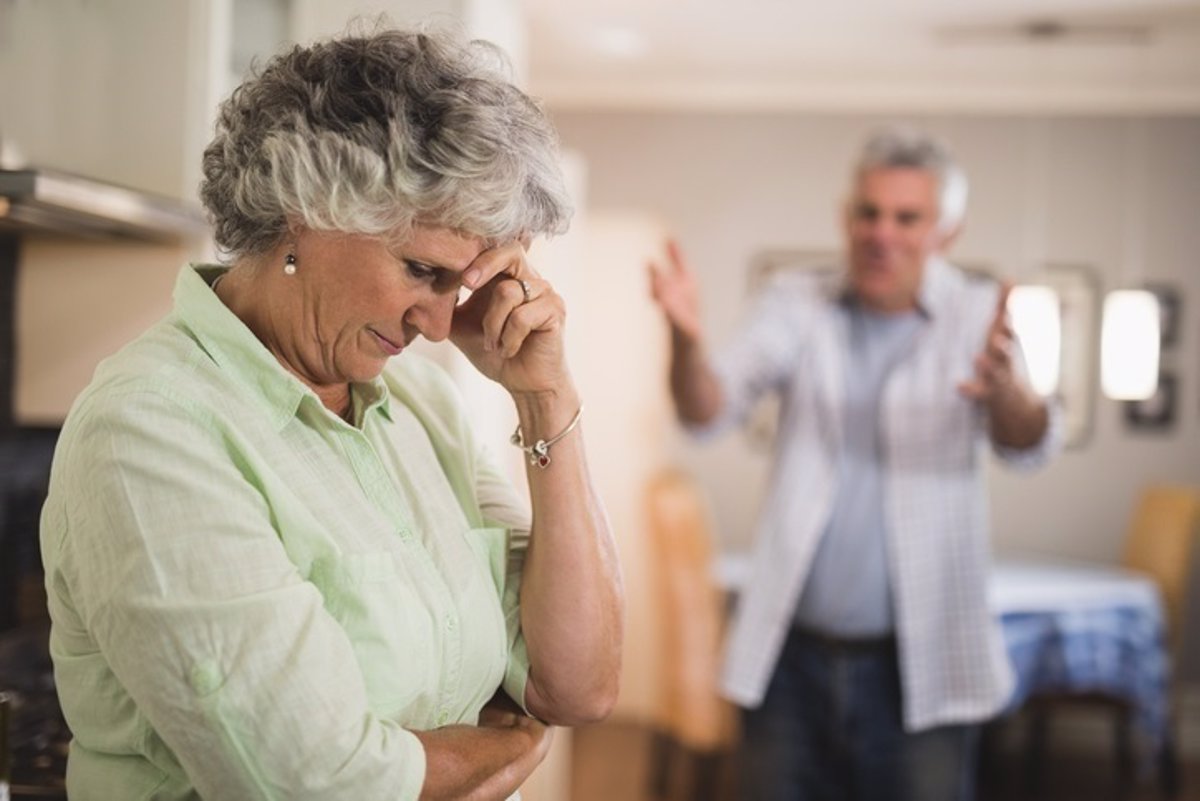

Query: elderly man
[650,127,1060,801]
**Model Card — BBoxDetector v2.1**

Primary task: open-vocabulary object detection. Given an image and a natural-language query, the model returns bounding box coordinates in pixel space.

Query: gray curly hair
[200,28,572,259]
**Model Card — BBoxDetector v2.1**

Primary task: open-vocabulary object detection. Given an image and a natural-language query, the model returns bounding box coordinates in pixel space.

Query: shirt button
[445,616,456,631]
[437,711,450,726]
[189,661,223,696]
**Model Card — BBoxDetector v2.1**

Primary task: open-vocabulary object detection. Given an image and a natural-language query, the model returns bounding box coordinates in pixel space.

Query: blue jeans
[739,627,980,801]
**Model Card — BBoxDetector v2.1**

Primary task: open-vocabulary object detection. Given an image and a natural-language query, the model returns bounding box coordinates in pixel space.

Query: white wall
[549,111,1200,565]
[1,0,224,422]
[290,0,527,81]
[0,0,229,199]
[567,212,675,723]
[15,239,187,423]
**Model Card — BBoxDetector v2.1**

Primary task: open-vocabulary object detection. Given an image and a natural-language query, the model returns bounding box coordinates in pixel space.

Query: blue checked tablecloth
[991,558,1169,751]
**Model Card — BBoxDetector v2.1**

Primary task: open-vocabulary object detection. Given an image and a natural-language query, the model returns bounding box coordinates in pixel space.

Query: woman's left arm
[510,384,623,726]
[451,242,624,727]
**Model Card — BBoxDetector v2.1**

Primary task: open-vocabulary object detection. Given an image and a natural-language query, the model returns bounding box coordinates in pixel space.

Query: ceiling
[523,0,1200,113]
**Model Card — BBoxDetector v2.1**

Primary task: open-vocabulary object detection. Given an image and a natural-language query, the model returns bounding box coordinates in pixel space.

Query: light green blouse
[40,264,532,801]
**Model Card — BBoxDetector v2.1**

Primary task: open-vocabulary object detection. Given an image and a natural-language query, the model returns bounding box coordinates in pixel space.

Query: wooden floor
[572,720,1200,801]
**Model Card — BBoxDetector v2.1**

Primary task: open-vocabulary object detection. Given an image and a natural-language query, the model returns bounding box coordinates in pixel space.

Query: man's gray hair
[855,126,968,232]
[200,27,572,259]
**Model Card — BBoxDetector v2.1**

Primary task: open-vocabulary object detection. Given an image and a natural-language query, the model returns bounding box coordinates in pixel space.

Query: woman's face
[281,224,484,388]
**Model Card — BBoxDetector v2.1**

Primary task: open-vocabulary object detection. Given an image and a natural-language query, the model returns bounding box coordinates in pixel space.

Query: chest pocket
[310,550,433,716]
[463,526,517,669]
[464,526,513,595]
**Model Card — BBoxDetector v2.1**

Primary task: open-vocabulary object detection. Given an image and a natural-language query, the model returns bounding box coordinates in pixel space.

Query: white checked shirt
[703,257,1061,732]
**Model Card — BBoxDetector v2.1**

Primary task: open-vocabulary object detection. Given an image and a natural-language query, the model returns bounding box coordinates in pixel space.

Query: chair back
[1122,485,1200,656]
[645,469,737,753]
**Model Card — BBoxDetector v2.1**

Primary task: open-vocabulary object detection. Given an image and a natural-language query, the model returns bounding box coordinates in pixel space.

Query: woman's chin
[343,356,392,385]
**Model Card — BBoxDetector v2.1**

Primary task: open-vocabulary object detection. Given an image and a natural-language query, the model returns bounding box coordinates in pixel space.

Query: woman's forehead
[392,224,487,270]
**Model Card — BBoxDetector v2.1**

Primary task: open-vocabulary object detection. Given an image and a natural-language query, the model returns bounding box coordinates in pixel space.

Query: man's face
[844,167,953,313]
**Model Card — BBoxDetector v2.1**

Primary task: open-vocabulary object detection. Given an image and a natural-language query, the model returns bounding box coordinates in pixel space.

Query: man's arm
[668,327,725,425]
[984,375,1049,449]
[958,283,1050,449]
[650,240,726,426]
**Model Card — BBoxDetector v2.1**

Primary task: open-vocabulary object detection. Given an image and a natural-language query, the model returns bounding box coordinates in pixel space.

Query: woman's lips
[369,328,404,356]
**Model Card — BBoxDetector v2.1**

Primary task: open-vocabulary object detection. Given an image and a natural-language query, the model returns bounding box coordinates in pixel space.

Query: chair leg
[718,748,738,801]
[1114,707,1134,799]
[1158,730,1181,798]
[691,751,724,801]
[1024,707,1049,797]
[647,729,676,800]
[976,721,1001,793]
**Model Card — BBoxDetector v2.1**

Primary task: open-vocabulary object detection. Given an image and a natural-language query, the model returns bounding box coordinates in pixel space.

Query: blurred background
[0,1,1198,799]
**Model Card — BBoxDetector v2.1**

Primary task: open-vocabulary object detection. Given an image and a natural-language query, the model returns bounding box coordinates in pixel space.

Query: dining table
[712,551,1170,752]
[989,555,1169,755]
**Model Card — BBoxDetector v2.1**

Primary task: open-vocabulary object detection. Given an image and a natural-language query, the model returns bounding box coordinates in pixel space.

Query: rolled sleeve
[992,396,1065,470]
[695,281,813,439]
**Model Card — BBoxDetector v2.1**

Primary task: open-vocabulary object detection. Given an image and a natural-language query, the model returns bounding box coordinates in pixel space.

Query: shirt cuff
[393,725,428,801]
[992,397,1065,469]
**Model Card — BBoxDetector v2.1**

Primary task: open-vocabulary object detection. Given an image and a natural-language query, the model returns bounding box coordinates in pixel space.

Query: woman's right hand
[449,240,572,398]
[648,239,703,343]
[414,713,553,801]
[483,713,554,765]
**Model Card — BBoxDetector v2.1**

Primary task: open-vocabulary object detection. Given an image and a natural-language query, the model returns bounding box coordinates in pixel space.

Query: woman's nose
[413,291,457,342]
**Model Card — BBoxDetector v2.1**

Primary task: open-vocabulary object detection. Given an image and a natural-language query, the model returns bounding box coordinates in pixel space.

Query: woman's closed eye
[404,259,437,282]
[406,259,467,299]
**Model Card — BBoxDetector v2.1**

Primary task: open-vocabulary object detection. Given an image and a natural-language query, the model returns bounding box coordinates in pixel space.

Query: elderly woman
[40,28,622,801]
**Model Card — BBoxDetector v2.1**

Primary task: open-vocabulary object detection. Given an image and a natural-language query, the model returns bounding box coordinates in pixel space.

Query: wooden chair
[644,469,738,801]
[1023,484,1200,798]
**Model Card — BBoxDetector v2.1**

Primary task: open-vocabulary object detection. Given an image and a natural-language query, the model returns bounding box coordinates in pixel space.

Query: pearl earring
[284,253,297,275]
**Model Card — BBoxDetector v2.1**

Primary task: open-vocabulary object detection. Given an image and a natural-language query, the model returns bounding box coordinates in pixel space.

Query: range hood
[0,169,208,244]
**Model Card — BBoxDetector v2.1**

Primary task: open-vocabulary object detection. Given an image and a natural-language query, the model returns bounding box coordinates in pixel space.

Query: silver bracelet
[510,404,584,468]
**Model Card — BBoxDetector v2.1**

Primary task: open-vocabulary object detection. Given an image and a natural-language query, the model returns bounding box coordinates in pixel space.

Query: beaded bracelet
[510,405,584,468]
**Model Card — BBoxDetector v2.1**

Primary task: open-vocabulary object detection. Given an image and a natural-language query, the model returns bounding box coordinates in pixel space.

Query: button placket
[435,603,464,729]
[348,428,417,538]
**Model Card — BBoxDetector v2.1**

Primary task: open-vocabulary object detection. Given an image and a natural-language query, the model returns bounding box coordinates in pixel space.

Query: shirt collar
[173,264,392,430]
[915,255,954,317]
